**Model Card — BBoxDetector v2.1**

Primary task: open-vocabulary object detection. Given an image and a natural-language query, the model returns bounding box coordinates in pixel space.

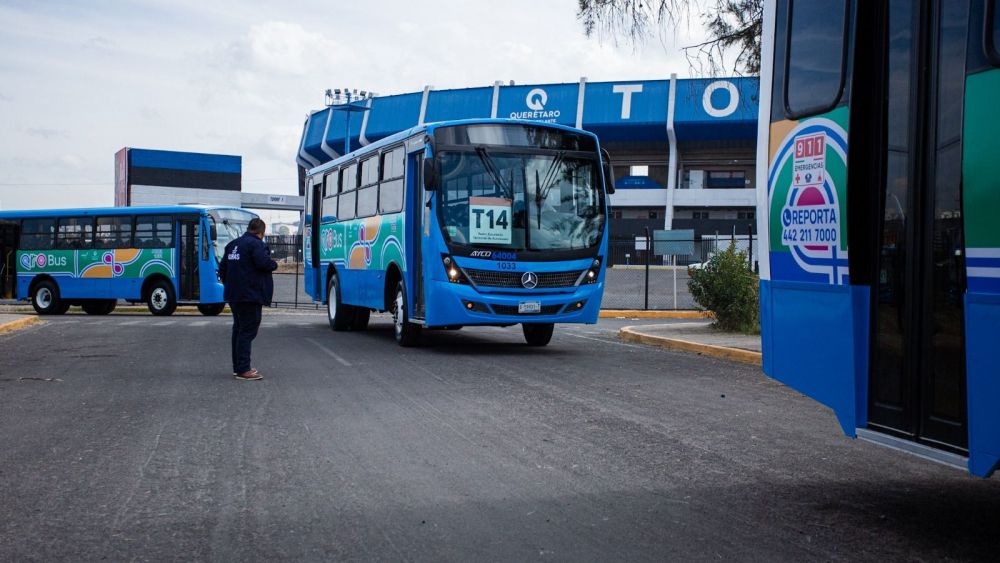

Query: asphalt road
[1,313,998,561]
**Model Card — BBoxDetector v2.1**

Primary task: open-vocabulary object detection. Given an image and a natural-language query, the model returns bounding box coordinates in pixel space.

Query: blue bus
[0,205,258,316]
[303,119,614,346]
[757,0,1000,476]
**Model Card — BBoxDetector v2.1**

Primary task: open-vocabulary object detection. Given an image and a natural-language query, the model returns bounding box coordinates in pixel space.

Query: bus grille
[463,268,583,288]
[490,304,565,316]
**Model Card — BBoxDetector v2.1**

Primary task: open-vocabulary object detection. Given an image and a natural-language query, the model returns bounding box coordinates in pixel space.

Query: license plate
[518,301,541,314]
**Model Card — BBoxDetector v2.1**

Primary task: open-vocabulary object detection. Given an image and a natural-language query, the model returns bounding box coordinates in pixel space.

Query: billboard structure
[113,148,242,208]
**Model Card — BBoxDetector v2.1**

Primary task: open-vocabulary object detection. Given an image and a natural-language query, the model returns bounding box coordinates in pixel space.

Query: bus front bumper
[423,280,603,327]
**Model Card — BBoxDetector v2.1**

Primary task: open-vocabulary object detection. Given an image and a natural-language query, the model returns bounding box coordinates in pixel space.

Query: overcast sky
[0,0,705,221]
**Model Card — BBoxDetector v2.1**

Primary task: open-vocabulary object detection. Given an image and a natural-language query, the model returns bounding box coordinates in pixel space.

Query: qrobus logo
[510,88,560,122]
[19,253,67,271]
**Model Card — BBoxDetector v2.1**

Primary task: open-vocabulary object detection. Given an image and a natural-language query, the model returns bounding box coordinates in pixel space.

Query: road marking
[190,320,209,327]
[305,338,352,366]
[152,320,176,326]
[119,320,143,326]
[564,332,642,348]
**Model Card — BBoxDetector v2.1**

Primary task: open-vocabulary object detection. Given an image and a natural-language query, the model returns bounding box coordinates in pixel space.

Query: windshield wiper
[534,151,565,229]
[474,146,513,200]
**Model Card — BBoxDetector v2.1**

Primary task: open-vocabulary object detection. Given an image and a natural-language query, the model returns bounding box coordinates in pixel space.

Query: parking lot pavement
[1,313,998,561]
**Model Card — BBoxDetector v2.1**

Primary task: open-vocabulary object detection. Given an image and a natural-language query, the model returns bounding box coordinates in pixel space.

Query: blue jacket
[220,233,278,305]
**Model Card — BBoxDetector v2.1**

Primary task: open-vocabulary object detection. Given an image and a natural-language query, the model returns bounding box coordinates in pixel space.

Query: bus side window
[154,215,174,248]
[784,0,848,117]
[56,217,93,250]
[379,146,405,214]
[96,216,132,249]
[135,216,154,248]
[357,156,379,218]
[322,171,339,221]
[339,162,358,221]
[20,218,54,250]
[989,0,1000,65]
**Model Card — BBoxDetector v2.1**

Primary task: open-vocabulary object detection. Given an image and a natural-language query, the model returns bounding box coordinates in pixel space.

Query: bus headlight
[582,257,602,284]
[442,255,468,284]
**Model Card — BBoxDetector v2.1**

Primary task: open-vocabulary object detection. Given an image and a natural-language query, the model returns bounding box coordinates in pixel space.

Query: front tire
[392,281,421,347]
[146,280,176,316]
[197,303,226,316]
[31,280,66,315]
[522,323,554,346]
[327,274,353,331]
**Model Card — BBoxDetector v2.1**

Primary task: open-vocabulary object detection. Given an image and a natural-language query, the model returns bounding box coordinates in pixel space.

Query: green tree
[577,0,763,75]
[687,242,759,332]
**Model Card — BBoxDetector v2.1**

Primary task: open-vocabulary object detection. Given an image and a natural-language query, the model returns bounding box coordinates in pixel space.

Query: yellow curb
[619,326,762,366]
[600,310,712,319]
[0,316,43,335]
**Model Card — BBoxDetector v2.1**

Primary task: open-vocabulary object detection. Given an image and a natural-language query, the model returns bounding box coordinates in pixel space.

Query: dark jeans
[230,302,262,374]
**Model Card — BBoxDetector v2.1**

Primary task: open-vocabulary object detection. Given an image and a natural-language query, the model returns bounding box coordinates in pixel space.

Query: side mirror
[601,148,615,194]
[422,157,439,191]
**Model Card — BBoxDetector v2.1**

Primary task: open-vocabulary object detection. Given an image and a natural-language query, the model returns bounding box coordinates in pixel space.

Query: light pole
[324,88,375,156]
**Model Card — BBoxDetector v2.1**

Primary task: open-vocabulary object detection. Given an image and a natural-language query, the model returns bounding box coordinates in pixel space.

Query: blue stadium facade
[296,76,759,239]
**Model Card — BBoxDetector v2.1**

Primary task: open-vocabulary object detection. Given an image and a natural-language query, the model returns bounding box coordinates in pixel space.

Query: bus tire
[352,308,370,331]
[146,279,177,316]
[82,300,116,315]
[522,323,554,346]
[392,280,421,347]
[197,303,226,316]
[31,279,66,315]
[327,274,353,331]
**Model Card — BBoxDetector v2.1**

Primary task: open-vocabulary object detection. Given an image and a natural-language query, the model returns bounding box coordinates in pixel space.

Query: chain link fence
[263,233,756,311]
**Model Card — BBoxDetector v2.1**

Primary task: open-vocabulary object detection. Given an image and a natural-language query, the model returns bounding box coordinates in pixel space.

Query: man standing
[219,217,278,381]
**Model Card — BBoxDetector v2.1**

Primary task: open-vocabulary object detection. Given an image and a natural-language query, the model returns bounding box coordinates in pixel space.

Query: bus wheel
[522,323,554,346]
[82,300,116,315]
[327,274,353,331]
[352,308,370,331]
[146,280,177,316]
[392,281,421,347]
[32,280,66,315]
[197,303,225,316]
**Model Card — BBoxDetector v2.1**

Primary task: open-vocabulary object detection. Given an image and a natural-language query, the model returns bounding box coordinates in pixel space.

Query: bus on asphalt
[756,0,1000,476]
[0,205,259,316]
[303,119,614,346]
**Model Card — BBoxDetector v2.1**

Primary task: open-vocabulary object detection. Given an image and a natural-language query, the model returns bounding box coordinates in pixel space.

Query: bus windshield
[209,209,256,262]
[437,149,604,251]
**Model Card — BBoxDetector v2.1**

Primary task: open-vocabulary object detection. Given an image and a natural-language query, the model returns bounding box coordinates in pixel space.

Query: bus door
[309,178,322,297]
[863,0,969,451]
[410,151,426,319]
[0,220,18,299]
[178,217,200,301]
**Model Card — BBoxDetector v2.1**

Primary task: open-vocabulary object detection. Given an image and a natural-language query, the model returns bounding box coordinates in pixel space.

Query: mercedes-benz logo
[521,271,538,289]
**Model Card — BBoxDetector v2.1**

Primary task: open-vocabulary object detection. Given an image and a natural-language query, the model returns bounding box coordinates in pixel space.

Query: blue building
[296,75,758,238]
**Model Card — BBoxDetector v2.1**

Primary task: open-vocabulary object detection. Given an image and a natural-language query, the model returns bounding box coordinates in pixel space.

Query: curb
[599,310,712,319]
[618,326,762,366]
[0,316,43,335]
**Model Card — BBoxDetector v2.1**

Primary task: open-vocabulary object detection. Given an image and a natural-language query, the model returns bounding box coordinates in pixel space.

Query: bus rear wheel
[146,280,177,316]
[392,281,421,347]
[31,280,67,315]
[327,274,354,331]
[197,303,226,316]
[522,323,554,346]
[82,300,116,315]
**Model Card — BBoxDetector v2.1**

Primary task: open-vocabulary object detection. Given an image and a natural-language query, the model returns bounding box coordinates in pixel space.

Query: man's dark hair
[247,218,266,235]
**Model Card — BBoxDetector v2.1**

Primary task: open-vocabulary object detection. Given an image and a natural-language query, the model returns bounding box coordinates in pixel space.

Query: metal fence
[263,233,756,311]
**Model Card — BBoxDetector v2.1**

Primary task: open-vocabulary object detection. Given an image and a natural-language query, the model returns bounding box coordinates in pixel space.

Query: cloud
[25,127,68,139]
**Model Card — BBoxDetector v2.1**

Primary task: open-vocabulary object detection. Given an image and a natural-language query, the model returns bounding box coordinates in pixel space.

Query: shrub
[687,242,759,333]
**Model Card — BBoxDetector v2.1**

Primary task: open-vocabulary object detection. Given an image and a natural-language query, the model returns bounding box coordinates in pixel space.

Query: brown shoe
[231,368,259,377]
[234,370,263,381]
